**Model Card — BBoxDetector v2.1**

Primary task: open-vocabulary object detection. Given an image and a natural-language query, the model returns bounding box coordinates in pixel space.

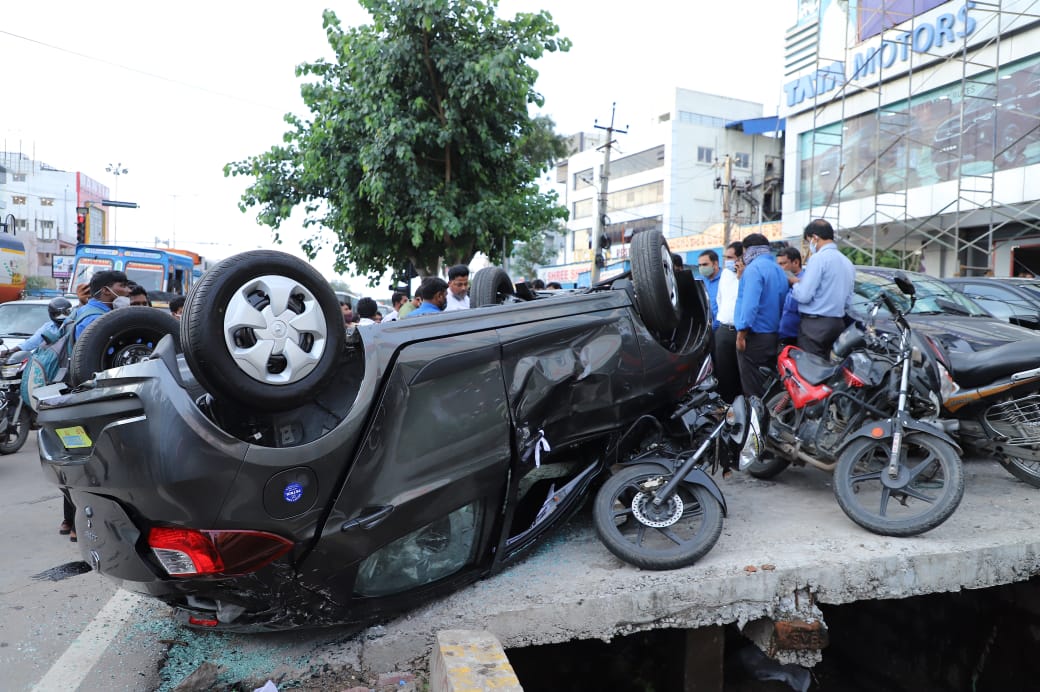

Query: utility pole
[721,154,734,247]
[590,104,627,283]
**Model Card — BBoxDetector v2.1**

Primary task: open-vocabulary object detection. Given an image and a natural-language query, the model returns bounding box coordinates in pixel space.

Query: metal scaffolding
[797,0,1040,275]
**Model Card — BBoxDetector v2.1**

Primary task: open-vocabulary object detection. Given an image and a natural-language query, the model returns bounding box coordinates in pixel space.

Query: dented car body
[38,247,712,631]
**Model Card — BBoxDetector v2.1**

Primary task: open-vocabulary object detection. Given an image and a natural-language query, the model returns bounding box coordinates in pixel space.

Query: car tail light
[148,527,293,577]
[188,616,219,627]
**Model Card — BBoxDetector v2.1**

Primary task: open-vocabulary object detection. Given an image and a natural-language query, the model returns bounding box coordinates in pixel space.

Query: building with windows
[541,89,784,286]
[0,152,108,283]
[782,0,1040,277]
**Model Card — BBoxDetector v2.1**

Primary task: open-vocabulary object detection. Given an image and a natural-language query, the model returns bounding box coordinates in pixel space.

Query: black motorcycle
[743,273,965,537]
[593,379,751,570]
[0,349,32,454]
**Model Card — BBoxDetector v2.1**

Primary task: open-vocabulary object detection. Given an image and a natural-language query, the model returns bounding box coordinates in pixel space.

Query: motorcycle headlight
[936,362,959,402]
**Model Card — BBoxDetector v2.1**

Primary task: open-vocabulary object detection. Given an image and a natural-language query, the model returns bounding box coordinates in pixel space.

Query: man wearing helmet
[2,298,73,356]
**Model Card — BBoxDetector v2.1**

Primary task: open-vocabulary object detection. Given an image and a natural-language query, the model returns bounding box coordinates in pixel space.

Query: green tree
[226,0,571,280]
[510,225,561,281]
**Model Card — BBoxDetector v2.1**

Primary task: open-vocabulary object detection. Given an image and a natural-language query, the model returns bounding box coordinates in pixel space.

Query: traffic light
[76,206,88,244]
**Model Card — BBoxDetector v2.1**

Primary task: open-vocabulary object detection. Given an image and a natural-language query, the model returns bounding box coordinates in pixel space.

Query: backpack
[21,304,106,409]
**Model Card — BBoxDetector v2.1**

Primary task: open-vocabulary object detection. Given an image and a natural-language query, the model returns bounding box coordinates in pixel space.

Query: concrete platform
[357,457,1040,673]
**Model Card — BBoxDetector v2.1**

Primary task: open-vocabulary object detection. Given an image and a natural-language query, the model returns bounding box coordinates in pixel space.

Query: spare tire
[181,250,344,412]
[70,307,181,386]
[470,267,515,307]
[630,229,681,331]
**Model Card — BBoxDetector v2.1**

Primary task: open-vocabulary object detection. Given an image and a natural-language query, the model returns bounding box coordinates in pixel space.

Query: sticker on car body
[55,426,92,449]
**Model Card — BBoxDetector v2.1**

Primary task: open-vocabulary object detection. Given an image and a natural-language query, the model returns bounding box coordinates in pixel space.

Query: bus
[70,244,197,298]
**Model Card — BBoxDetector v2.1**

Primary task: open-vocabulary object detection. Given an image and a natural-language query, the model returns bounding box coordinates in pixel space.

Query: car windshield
[0,303,51,336]
[1015,282,1040,301]
[852,272,990,317]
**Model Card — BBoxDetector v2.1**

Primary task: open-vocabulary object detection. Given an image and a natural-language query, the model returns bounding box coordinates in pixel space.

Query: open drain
[31,561,93,582]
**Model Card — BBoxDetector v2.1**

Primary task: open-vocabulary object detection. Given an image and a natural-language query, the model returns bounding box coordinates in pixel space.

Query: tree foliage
[226,0,571,280]
[510,224,561,281]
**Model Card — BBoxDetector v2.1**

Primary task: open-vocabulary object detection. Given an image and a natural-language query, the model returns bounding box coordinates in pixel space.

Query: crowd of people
[697,218,855,405]
[339,264,474,327]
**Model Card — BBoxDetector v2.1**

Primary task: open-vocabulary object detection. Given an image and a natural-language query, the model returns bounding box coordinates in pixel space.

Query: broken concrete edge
[357,540,1040,673]
[429,629,523,692]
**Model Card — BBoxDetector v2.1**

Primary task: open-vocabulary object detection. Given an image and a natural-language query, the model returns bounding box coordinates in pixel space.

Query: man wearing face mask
[74,270,131,340]
[712,242,743,403]
[695,250,723,328]
[789,219,855,359]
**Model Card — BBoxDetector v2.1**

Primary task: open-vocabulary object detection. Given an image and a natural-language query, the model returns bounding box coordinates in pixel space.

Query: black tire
[470,267,514,307]
[181,250,344,412]
[70,308,181,387]
[0,404,30,454]
[630,229,681,332]
[746,392,792,479]
[833,432,964,537]
[593,464,724,570]
[997,453,1040,488]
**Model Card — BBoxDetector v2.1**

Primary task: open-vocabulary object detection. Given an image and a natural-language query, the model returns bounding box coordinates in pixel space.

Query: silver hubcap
[660,246,680,312]
[223,275,327,385]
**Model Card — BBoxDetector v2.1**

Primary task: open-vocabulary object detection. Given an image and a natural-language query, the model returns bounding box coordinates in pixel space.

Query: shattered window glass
[354,501,480,597]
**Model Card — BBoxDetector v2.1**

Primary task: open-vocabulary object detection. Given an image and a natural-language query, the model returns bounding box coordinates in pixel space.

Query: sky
[1,1,793,294]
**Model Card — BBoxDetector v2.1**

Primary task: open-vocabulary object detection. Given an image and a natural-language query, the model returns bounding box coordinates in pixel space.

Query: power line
[0,29,286,112]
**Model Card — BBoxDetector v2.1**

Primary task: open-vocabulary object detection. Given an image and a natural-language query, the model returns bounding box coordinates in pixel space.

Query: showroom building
[782,0,1040,276]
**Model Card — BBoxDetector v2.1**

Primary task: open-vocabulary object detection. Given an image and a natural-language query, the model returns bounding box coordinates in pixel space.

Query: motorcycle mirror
[893,272,915,296]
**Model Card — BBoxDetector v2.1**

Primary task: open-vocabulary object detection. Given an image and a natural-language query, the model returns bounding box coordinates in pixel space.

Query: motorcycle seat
[947,340,1040,389]
[788,348,842,386]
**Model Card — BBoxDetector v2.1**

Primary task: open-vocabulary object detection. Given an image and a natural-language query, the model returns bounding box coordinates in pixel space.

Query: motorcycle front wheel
[0,406,31,454]
[997,454,1040,488]
[593,464,724,570]
[833,432,964,537]
[745,392,792,479]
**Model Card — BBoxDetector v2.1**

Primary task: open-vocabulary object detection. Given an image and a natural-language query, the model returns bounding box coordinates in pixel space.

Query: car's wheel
[0,405,30,454]
[70,308,181,386]
[470,267,515,307]
[181,250,344,412]
[630,229,680,331]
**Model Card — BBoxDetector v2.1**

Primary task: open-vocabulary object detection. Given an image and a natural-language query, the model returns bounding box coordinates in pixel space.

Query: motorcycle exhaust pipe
[945,370,1040,412]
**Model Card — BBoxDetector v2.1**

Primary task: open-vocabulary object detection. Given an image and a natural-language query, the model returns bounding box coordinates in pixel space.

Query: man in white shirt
[713,241,743,403]
[385,292,407,321]
[445,265,470,311]
[355,297,379,326]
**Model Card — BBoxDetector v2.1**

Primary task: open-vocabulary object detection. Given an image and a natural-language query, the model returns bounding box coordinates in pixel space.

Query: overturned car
[37,230,718,631]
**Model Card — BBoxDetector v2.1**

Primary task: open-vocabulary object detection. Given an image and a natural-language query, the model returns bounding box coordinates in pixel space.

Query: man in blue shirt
[694,249,723,328]
[790,219,855,359]
[75,270,131,340]
[734,233,788,398]
[406,277,449,318]
[776,247,804,348]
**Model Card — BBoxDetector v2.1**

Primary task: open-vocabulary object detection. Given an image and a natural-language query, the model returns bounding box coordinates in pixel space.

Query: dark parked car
[37,236,713,632]
[944,277,1040,330]
[852,267,1040,352]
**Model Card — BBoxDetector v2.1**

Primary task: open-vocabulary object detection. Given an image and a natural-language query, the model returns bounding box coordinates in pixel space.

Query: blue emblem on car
[283,482,304,503]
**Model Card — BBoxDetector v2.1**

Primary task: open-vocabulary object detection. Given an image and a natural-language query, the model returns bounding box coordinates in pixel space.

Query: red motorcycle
[741,274,964,537]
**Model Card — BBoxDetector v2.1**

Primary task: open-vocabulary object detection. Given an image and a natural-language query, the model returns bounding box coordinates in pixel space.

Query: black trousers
[713,326,741,404]
[738,331,778,399]
[798,316,845,360]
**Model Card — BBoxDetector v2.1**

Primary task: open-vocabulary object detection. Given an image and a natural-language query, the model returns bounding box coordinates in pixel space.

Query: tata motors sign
[784,2,976,110]
[782,1,1040,113]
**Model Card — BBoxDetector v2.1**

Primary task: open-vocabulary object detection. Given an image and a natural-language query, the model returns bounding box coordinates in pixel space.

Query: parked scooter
[0,347,32,454]
[593,372,752,570]
[742,273,965,537]
[924,335,1040,487]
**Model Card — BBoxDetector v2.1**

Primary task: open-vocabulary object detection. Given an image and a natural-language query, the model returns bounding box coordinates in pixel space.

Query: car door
[300,330,512,610]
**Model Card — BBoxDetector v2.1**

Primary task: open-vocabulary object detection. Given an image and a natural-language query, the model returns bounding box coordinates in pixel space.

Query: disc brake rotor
[630,489,684,528]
